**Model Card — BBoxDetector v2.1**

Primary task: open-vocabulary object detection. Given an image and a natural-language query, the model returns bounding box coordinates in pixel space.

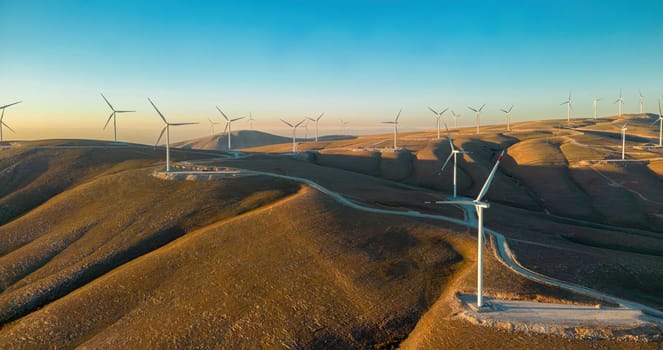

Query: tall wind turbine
[339,119,350,134]
[651,100,663,147]
[499,105,514,132]
[426,149,506,308]
[439,123,469,198]
[149,98,199,172]
[451,110,461,129]
[248,113,255,130]
[382,109,402,149]
[281,118,305,153]
[615,89,624,116]
[560,92,572,124]
[306,112,325,142]
[216,106,245,150]
[0,101,22,142]
[427,106,448,139]
[101,94,135,142]
[467,104,485,134]
[639,91,645,114]
[208,118,221,135]
[620,122,628,160]
[593,97,601,119]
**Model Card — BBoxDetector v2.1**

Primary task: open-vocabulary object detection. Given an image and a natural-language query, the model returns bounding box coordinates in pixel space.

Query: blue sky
[1,0,662,143]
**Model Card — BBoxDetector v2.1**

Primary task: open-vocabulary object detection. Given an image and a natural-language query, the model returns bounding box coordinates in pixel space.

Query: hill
[174,130,291,151]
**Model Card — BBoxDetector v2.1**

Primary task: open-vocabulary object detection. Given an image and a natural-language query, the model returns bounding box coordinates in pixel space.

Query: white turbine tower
[439,123,469,198]
[593,97,601,119]
[426,149,506,308]
[560,92,572,124]
[382,109,402,149]
[451,110,461,129]
[467,104,485,134]
[101,93,135,142]
[216,106,246,150]
[651,100,663,147]
[427,106,448,139]
[620,122,628,160]
[148,98,199,172]
[208,118,221,135]
[281,118,305,153]
[340,119,350,134]
[0,101,22,142]
[615,89,624,116]
[499,105,514,132]
[248,113,255,130]
[306,112,324,142]
[639,91,645,114]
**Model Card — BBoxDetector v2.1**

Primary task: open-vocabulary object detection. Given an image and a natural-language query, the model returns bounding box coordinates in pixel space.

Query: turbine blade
[116,110,136,113]
[101,93,114,111]
[427,106,439,115]
[395,108,402,122]
[103,112,114,130]
[440,152,454,171]
[0,101,22,110]
[479,104,486,111]
[317,112,325,121]
[508,105,513,113]
[295,119,306,127]
[476,149,506,202]
[306,117,316,122]
[2,121,16,133]
[441,107,449,115]
[216,106,229,121]
[224,123,229,133]
[468,106,477,112]
[424,200,476,206]
[155,126,167,146]
[170,122,199,126]
[444,123,455,151]
[148,98,168,124]
[280,119,293,127]
[231,117,246,122]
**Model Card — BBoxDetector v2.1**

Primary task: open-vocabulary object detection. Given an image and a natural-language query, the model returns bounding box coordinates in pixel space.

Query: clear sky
[1,0,662,144]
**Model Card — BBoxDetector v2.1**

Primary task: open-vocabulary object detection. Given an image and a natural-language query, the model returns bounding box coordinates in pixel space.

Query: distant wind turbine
[439,123,469,198]
[427,106,448,139]
[216,106,246,150]
[248,113,255,130]
[467,104,485,134]
[451,110,461,129]
[620,122,628,160]
[149,98,199,172]
[639,91,645,114]
[339,119,350,134]
[650,100,662,147]
[306,112,325,142]
[281,118,306,153]
[592,97,601,119]
[382,108,402,149]
[101,94,135,142]
[426,149,506,308]
[499,105,514,132]
[560,92,572,124]
[615,89,624,116]
[0,101,22,142]
[208,118,221,135]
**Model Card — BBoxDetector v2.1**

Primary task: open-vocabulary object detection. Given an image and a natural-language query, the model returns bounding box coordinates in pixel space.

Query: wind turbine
[0,101,22,142]
[426,149,506,308]
[639,91,645,114]
[382,108,402,149]
[339,119,350,134]
[619,122,628,160]
[651,100,663,147]
[303,119,310,139]
[499,105,514,132]
[560,92,572,124]
[216,106,245,150]
[467,104,485,134]
[306,112,325,142]
[208,118,221,135]
[593,97,601,119]
[148,98,199,172]
[615,89,624,116]
[101,94,135,142]
[427,106,448,139]
[248,113,255,130]
[451,110,461,129]
[281,118,305,153]
[439,123,469,198]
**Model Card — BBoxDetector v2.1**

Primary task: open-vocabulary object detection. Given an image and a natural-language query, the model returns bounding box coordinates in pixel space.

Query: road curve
[177,163,663,319]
